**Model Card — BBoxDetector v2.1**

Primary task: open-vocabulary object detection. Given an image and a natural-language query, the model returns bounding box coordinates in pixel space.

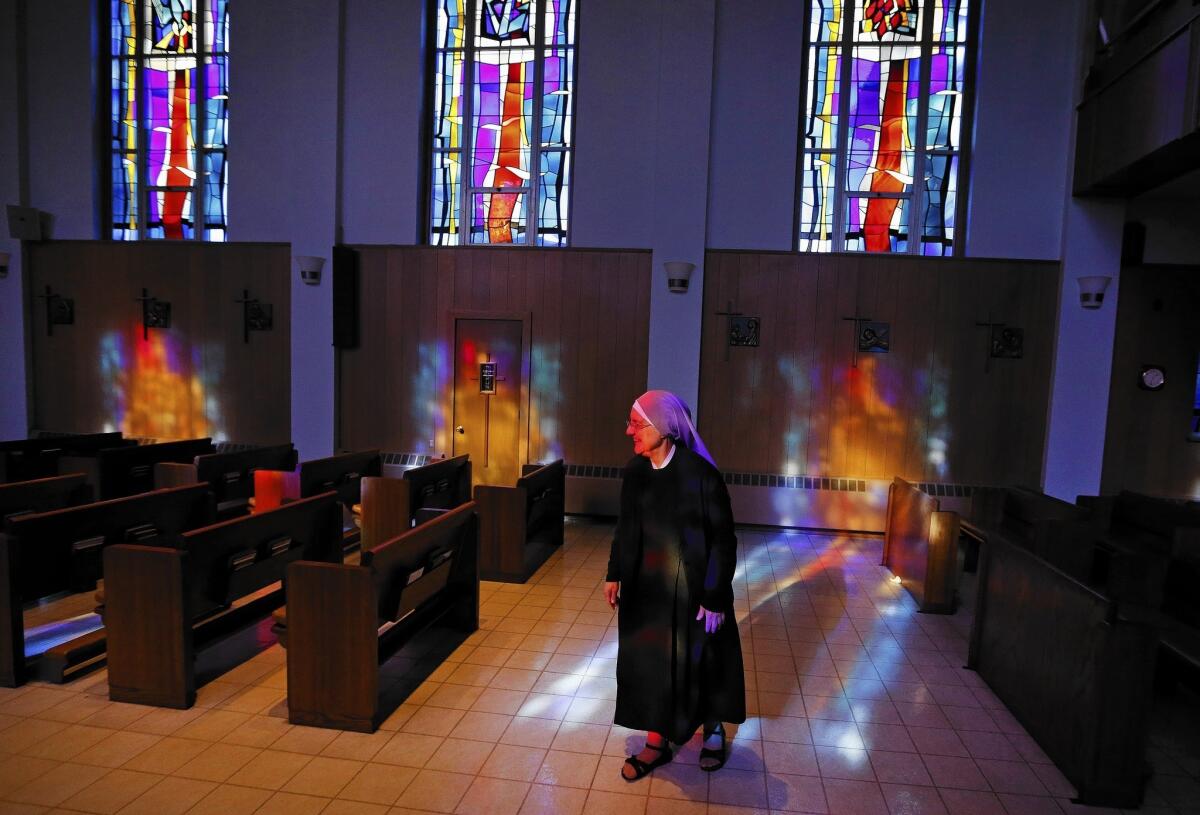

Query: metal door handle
[456,426,465,434]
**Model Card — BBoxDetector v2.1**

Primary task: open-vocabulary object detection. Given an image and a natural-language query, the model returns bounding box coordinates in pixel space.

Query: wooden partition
[882,477,960,612]
[26,241,291,445]
[699,252,1059,486]
[969,530,1156,807]
[336,246,651,467]
[1102,265,1200,499]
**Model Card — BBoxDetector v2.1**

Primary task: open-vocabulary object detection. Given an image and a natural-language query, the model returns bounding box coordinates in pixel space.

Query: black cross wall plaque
[974,312,1005,373]
[713,301,743,362]
[841,314,874,368]
[36,285,74,337]
[134,288,171,340]
[234,289,273,343]
[467,353,507,469]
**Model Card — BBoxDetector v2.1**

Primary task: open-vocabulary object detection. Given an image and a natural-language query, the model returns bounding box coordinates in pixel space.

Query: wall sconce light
[0,251,9,279]
[296,255,326,286]
[664,261,695,294]
[1076,275,1112,310]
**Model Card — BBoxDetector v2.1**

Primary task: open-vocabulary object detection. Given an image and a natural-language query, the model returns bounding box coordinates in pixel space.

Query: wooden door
[453,319,524,487]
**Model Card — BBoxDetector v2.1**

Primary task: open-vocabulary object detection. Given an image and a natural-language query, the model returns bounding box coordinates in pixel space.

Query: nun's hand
[604,581,620,609]
[696,605,725,634]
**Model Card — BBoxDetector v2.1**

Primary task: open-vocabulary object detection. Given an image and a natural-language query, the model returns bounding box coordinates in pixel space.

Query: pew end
[882,478,960,613]
[475,460,565,583]
[281,502,479,732]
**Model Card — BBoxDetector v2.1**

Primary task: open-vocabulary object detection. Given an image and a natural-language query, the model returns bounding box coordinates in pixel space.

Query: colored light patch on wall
[99,327,225,441]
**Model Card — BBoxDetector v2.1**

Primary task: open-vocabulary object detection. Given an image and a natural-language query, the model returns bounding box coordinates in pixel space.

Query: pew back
[195,444,298,509]
[95,438,215,500]
[182,491,344,620]
[300,449,381,507]
[0,474,91,522]
[4,483,214,600]
[403,455,471,522]
[0,432,131,484]
[284,501,479,731]
[0,483,214,687]
[103,491,342,708]
[364,500,477,627]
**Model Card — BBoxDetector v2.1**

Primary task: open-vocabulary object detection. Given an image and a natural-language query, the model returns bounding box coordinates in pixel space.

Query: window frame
[103,0,228,242]
[794,1,979,255]
[424,0,580,247]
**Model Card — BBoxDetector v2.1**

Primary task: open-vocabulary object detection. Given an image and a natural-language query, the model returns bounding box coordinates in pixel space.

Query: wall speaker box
[332,245,360,349]
[6,205,43,241]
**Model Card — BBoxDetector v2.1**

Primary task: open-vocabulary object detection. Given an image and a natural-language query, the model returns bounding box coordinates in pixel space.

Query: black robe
[606,445,746,744]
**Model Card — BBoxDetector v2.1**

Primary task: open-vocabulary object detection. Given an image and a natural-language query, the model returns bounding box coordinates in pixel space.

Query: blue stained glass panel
[537,149,569,245]
[541,50,573,146]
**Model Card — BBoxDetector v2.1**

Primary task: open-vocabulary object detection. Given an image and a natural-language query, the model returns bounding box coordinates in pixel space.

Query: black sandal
[622,741,673,781]
[699,723,726,772]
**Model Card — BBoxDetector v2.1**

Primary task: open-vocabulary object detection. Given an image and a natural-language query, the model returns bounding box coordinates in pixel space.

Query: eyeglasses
[625,420,653,432]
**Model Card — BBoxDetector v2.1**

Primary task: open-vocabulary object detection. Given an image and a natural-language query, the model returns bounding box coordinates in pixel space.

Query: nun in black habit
[604,390,746,782]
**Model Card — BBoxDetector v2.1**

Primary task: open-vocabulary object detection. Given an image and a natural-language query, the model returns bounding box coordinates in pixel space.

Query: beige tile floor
[1,518,1198,815]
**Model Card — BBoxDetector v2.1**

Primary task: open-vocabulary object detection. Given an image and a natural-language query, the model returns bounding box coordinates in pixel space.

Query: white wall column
[1043,197,1125,501]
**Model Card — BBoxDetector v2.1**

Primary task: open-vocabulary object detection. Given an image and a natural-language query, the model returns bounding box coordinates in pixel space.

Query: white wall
[706,0,803,251]
[571,0,715,412]
[229,0,340,459]
[341,0,425,245]
[966,0,1081,260]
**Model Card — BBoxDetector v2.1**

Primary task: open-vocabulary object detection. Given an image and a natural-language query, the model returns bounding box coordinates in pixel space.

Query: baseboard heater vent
[382,452,434,468]
[915,482,976,498]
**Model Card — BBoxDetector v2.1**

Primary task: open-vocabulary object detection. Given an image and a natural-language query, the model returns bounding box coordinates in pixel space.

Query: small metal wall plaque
[728,316,760,347]
[246,301,273,331]
[990,325,1023,359]
[479,361,497,394]
[858,321,890,353]
[145,299,171,329]
[48,297,74,326]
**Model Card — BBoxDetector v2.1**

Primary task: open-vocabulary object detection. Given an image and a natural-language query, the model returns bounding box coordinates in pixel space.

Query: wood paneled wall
[336,246,651,467]
[1102,265,1200,499]
[699,251,1060,487]
[26,241,291,445]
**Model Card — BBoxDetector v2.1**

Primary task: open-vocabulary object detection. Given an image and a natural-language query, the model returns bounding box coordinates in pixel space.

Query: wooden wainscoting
[699,251,1060,489]
[336,246,652,469]
[26,241,291,445]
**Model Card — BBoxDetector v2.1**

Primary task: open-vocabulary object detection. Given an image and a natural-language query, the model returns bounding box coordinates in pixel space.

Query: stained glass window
[429,0,578,246]
[110,0,229,241]
[799,1,971,254]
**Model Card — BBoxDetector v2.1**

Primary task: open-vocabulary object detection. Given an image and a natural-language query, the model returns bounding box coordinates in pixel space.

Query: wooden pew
[154,443,298,519]
[1076,491,1200,608]
[0,432,132,484]
[281,501,479,732]
[0,483,214,687]
[1075,492,1200,687]
[103,491,343,709]
[881,477,960,613]
[359,455,472,550]
[475,460,565,582]
[255,449,381,548]
[967,529,1156,807]
[0,474,92,522]
[64,438,216,500]
[964,485,1091,579]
